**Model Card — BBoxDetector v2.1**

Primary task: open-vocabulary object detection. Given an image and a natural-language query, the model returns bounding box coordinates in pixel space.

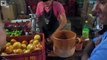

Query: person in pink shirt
[31,0,67,54]
[36,0,67,38]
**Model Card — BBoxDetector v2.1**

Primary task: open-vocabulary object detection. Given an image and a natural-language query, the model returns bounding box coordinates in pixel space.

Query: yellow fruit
[23,49,26,52]
[13,49,17,54]
[34,39,39,41]
[24,49,31,53]
[6,42,11,47]
[22,40,28,45]
[13,49,23,54]
[1,52,8,56]
[36,43,42,49]
[29,39,34,44]
[21,44,27,49]
[35,43,42,51]
[34,47,41,51]
[10,39,17,44]
[33,40,39,45]
[5,45,13,54]
[13,42,21,49]
[27,44,35,51]
[34,34,41,40]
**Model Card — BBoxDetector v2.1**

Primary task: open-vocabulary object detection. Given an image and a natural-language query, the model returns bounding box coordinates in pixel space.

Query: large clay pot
[52,30,76,58]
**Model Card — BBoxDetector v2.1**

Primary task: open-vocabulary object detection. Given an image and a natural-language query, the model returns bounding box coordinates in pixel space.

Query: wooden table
[46,39,90,60]
[46,50,82,60]
[46,43,83,60]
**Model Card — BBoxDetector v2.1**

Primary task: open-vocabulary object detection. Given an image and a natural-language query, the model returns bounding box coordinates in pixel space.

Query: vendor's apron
[38,6,59,52]
[39,6,59,38]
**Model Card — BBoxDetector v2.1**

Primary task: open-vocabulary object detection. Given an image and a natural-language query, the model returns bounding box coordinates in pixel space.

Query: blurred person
[81,0,107,60]
[92,0,107,35]
[0,6,1,20]
[0,6,6,51]
[0,20,6,52]
[30,0,67,39]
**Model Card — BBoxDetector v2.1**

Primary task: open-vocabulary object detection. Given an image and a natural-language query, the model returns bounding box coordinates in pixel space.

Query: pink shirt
[36,1,65,20]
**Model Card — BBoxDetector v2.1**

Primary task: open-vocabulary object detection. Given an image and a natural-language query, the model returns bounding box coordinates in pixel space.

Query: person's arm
[55,2,67,32]
[56,13,67,32]
[81,0,89,20]
[0,21,6,51]
[81,41,95,60]
[36,1,44,17]
[49,2,67,42]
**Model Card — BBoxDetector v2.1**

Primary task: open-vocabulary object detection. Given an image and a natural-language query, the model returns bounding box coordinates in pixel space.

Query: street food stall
[0,18,90,60]
[0,0,97,60]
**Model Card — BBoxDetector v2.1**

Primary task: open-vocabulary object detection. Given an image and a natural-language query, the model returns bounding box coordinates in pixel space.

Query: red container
[1,33,45,60]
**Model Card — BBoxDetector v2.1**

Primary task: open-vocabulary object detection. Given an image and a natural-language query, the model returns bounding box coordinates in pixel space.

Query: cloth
[36,1,65,20]
[38,5,59,52]
[92,35,102,44]
[98,25,107,35]
[88,31,107,60]
[39,3,59,38]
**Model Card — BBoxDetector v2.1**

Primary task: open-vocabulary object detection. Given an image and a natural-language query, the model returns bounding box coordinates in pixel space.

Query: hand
[95,38,102,46]
[27,21,32,28]
[49,31,57,42]
[81,53,89,60]
[47,37,53,44]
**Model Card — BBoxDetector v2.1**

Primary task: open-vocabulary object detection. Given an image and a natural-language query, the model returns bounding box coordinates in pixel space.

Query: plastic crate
[1,33,45,60]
